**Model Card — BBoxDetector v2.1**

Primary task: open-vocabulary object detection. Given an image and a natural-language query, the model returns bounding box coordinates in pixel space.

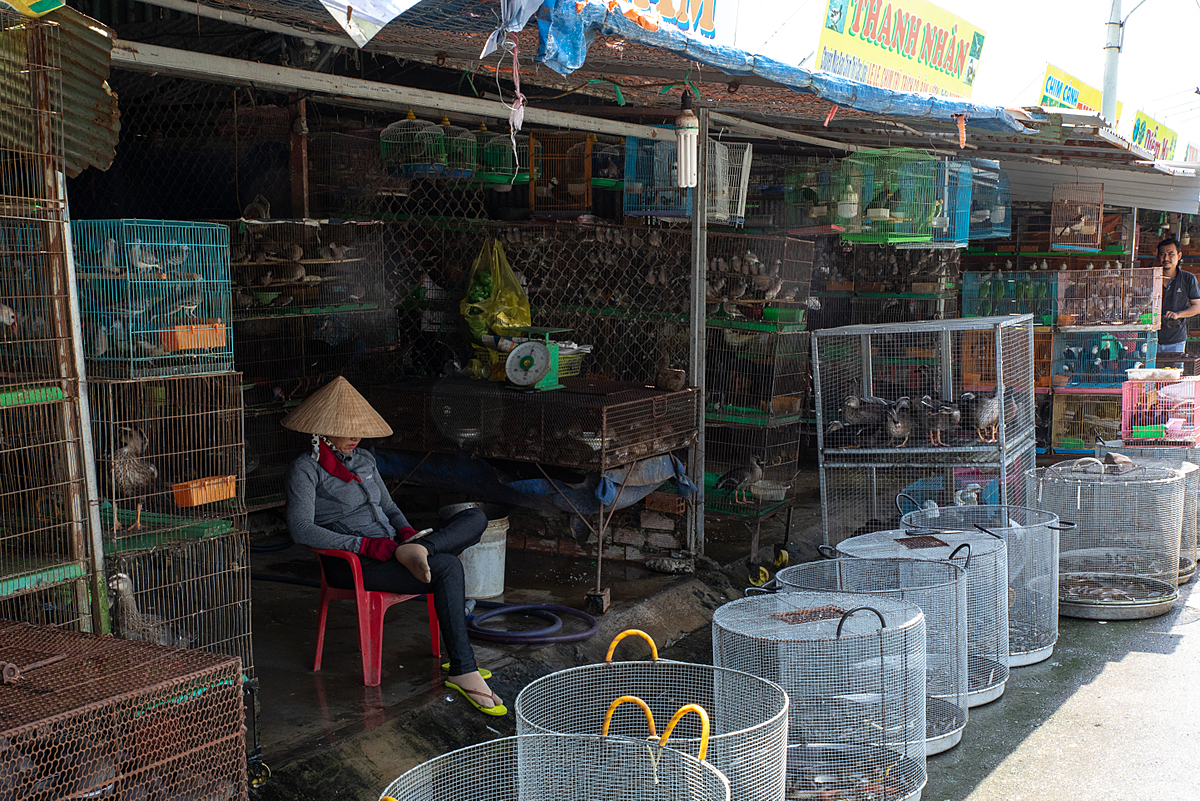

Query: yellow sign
[1039,63,1121,122]
[0,0,64,17]
[1184,142,1200,163]
[1131,111,1178,160]
[816,0,985,98]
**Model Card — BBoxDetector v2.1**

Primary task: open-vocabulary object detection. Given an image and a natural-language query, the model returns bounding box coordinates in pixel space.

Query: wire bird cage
[835,529,1010,705]
[479,133,541,187]
[708,141,753,227]
[1097,445,1200,583]
[1051,331,1157,390]
[1121,376,1200,446]
[783,161,841,231]
[961,271,1058,326]
[895,159,972,250]
[840,149,939,245]
[705,234,814,327]
[379,113,446,178]
[844,245,960,292]
[712,592,927,801]
[704,422,800,515]
[901,505,1062,666]
[591,139,624,184]
[529,132,591,213]
[776,558,969,755]
[623,135,689,218]
[967,160,1011,240]
[705,327,809,427]
[106,530,253,676]
[378,734,730,801]
[434,121,476,180]
[1050,182,1104,251]
[1056,266,1161,329]
[849,294,958,326]
[72,220,233,378]
[813,316,1036,544]
[88,372,245,542]
[1050,391,1121,453]
[307,130,389,218]
[0,619,246,801]
[242,407,308,509]
[1029,458,1184,618]
[515,630,788,801]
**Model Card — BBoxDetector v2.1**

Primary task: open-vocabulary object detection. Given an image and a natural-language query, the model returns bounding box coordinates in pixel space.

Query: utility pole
[1101,0,1121,125]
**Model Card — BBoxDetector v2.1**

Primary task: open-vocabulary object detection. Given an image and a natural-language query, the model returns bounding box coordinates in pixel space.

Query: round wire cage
[834,528,1009,706]
[777,558,968,755]
[480,134,541,189]
[712,592,927,801]
[378,732,731,801]
[1029,458,1184,619]
[379,117,446,178]
[1096,445,1200,584]
[901,504,1061,666]
[437,124,477,179]
[515,631,788,801]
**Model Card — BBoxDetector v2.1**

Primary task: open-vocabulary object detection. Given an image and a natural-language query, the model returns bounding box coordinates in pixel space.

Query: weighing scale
[500,326,572,391]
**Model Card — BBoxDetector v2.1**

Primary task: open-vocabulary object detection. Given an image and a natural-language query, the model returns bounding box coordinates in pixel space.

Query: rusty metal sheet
[48,6,119,178]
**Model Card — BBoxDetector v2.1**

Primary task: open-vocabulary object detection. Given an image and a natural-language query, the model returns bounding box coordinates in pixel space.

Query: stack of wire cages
[961,271,1057,325]
[515,630,788,801]
[782,160,841,233]
[846,245,959,326]
[1033,328,1053,393]
[1051,331,1157,390]
[711,592,927,801]
[307,130,389,218]
[1096,444,1200,583]
[590,137,625,219]
[833,527,1010,706]
[1050,390,1122,454]
[839,148,939,245]
[1029,458,1185,618]
[705,234,814,326]
[967,160,1011,240]
[777,558,969,755]
[896,159,972,250]
[73,219,234,378]
[378,734,731,801]
[1121,375,1200,446]
[705,328,809,427]
[379,111,446,178]
[1056,266,1161,329]
[901,505,1062,666]
[1050,182,1104,252]
[530,131,591,214]
[0,619,246,799]
[704,422,800,515]
[814,316,1036,544]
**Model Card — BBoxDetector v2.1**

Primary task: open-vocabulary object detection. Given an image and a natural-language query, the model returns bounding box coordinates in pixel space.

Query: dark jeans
[320,507,488,675]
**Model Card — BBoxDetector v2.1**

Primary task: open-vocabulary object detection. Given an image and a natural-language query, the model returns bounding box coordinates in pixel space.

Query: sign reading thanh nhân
[816,0,985,98]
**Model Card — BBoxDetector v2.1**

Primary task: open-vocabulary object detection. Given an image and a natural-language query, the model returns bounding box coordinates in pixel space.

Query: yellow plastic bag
[460,238,531,344]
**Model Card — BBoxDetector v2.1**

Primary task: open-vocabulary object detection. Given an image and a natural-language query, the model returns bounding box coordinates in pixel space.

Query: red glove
[359,536,398,561]
[394,526,419,543]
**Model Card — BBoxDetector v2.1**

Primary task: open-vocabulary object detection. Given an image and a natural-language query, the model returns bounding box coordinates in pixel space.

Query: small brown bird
[107,426,158,531]
[284,242,304,261]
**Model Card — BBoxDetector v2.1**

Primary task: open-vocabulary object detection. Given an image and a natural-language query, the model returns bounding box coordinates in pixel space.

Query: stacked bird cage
[479,133,541,190]
[1050,182,1104,252]
[623,135,689,218]
[705,422,800,515]
[1050,391,1122,453]
[106,530,253,676]
[436,119,477,179]
[1051,331,1157,390]
[705,233,814,326]
[967,160,1011,240]
[961,271,1058,325]
[705,327,809,427]
[777,558,969,755]
[901,504,1062,666]
[379,112,446,178]
[840,148,939,245]
[834,528,1010,705]
[73,219,234,378]
[1029,458,1184,618]
[515,630,788,801]
[1121,375,1200,446]
[530,131,592,213]
[814,315,1036,545]
[896,159,973,250]
[0,619,246,800]
[712,592,927,801]
[849,293,958,325]
[1056,266,1161,329]
[379,734,730,801]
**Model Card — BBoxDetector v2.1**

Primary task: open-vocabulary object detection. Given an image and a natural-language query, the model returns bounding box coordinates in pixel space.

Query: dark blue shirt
[1161,269,1200,345]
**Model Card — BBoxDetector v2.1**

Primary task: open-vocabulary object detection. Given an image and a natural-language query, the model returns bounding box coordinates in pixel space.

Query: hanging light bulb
[674,91,699,188]
[837,182,859,219]
[1183,227,1192,246]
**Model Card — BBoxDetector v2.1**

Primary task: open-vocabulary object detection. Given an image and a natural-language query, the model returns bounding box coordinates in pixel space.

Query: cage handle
[1047,520,1077,530]
[606,629,659,663]
[895,492,922,515]
[817,544,839,559]
[972,523,1005,541]
[948,542,972,569]
[601,695,658,738]
[1056,457,1104,474]
[745,584,777,596]
[836,606,887,638]
[659,704,711,761]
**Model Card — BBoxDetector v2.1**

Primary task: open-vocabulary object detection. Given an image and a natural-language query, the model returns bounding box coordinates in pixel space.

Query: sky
[711,0,1200,155]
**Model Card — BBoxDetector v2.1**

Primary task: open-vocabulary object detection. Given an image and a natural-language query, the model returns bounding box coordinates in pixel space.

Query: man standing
[1157,237,1200,360]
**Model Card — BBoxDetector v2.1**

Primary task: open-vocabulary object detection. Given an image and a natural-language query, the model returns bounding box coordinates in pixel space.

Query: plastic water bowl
[866,208,891,220]
[750,480,791,502]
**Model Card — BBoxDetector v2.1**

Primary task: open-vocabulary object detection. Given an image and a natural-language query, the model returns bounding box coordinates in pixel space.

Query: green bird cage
[379,112,446,179]
[479,133,540,189]
[437,120,477,179]
[783,161,840,230]
[840,148,940,245]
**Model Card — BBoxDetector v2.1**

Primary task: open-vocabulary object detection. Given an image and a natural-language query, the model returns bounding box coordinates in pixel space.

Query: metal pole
[687,107,709,554]
[1101,0,1122,126]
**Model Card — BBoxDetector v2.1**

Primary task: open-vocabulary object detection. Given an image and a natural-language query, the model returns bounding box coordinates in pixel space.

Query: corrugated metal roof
[49,6,119,178]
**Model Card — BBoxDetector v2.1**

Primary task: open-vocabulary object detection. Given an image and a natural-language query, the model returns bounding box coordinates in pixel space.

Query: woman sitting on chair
[283,377,504,716]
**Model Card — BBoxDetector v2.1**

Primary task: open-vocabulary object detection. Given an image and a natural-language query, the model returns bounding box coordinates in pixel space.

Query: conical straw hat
[281,377,393,438]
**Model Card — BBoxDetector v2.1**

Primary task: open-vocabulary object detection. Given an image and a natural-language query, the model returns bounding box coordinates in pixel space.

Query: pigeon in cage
[148,273,204,321]
[0,302,16,337]
[107,572,193,648]
[104,426,159,531]
[716,454,764,505]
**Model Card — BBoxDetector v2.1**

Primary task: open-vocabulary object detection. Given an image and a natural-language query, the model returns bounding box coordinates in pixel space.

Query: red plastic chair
[310,548,440,687]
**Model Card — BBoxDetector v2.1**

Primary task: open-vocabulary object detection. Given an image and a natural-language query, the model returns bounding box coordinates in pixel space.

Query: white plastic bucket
[460,516,508,598]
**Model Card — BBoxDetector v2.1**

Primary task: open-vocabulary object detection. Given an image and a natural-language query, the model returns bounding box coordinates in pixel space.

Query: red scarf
[316,438,361,483]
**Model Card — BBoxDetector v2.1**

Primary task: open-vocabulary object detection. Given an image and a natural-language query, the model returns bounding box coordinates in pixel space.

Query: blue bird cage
[968,160,1011,240]
[898,159,973,250]
[72,220,233,378]
[623,135,692,218]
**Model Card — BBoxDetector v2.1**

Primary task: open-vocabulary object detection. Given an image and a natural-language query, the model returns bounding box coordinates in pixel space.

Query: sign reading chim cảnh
[817,0,985,98]
[1039,63,1122,124]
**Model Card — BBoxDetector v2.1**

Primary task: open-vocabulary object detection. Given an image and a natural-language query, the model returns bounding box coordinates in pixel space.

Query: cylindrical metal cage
[712,592,927,801]
[1097,444,1200,584]
[378,734,731,801]
[902,505,1060,666]
[515,632,788,801]
[833,529,1009,706]
[777,558,968,754]
[1029,458,1184,619]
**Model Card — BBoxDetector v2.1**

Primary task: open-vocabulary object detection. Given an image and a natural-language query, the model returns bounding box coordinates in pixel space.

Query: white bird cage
[834,528,1009,706]
[712,592,927,801]
[516,630,788,801]
[814,315,1037,546]
[377,733,731,801]
[437,122,477,179]
[1096,444,1199,583]
[777,558,969,755]
[708,141,753,226]
[1029,458,1185,619]
[379,115,445,178]
[901,505,1063,666]
[1050,182,1104,252]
